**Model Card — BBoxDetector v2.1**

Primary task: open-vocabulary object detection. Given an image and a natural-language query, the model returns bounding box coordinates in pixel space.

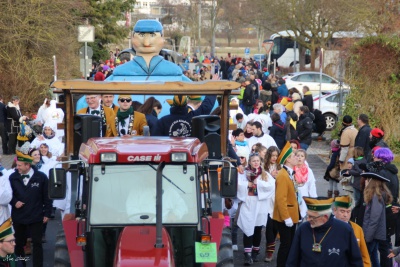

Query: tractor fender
[113,226,175,267]
[62,214,84,267]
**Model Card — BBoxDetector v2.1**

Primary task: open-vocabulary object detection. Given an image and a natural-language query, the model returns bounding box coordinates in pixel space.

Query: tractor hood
[113,226,175,267]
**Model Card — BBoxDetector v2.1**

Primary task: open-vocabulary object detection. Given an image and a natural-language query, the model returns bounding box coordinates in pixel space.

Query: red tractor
[49,80,239,267]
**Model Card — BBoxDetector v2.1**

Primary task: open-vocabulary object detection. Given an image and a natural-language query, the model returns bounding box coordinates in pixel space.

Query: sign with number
[78,25,95,43]
[245,47,250,54]
[195,242,217,263]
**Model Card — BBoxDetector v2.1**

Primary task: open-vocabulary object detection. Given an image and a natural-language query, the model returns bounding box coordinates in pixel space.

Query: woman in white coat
[0,163,12,224]
[294,149,317,219]
[237,153,273,265]
[30,121,64,158]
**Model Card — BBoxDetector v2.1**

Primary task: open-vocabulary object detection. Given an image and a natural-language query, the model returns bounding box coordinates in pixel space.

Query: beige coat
[339,125,358,170]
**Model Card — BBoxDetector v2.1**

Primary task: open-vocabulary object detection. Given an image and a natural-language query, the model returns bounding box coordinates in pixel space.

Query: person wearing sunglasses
[77,94,117,137]
[115,95,147,136]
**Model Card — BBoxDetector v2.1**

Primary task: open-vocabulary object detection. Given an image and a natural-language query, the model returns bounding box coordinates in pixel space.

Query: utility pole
[198,0,201,57]
[211,0,216,57]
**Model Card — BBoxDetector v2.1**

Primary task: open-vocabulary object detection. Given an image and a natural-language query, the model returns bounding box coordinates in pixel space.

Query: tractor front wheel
[54,230,71,267]
[217,228,234,267]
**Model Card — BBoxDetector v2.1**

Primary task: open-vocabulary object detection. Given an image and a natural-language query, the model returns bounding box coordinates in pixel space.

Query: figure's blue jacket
[286,215,363,267]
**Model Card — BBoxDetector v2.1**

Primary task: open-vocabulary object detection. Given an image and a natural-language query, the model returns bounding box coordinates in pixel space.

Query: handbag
[329,166,341,181]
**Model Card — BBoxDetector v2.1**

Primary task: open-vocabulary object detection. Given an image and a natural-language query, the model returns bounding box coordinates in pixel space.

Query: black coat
[6,104,21,134]
[302,94,314,111]
[269,120,286,150]
[312,109,326,135]
[9,169,52,224]
[243,84,256,106]
[297,112,315,145]
[0,102,7,124]
[145,111,159,136]
[355,124,371,161]
[157,95,216,136]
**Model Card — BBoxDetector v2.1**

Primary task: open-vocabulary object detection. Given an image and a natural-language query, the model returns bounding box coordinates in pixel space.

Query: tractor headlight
[100,153,117,162]
[171,153,187,162]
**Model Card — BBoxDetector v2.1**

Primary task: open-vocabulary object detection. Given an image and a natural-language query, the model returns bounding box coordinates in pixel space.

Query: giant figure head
[132,20,164,58]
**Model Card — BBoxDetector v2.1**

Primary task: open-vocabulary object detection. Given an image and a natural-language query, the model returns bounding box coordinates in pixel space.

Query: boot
[327,190,333,198]
[244,252,253,266]
[24,238,32,255]
[334,190,340,197]
[251,249,260,262]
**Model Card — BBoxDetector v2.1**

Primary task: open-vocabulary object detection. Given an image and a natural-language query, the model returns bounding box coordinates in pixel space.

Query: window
[295,74,315,82]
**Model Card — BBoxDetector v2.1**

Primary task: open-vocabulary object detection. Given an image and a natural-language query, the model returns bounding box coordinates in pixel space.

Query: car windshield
[89,164,198,225]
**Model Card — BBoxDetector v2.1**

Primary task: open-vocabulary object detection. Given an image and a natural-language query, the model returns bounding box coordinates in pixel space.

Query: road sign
[78,25,95,43]
[79,46,93,59]
[244,47,250,58]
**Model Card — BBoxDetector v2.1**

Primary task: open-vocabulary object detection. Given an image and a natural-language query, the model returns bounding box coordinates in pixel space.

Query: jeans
[329,179,338,191]
[243,105,253,116]
[300,143,309,150]
[367,239,380,267]
[379,236,392,267]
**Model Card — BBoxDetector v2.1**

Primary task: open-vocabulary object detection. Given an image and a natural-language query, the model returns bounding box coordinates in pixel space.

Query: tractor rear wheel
[217,228,234,267]
[54,230,71,267]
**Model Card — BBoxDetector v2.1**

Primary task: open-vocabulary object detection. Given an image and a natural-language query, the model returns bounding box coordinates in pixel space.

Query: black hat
[342,115,352,124]
[361,172,390,182]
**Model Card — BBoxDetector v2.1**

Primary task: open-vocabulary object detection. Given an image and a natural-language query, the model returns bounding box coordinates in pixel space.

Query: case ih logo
[127,155,162,162]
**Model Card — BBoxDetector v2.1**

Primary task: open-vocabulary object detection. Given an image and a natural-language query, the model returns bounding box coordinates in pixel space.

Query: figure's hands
[15,201,24,209]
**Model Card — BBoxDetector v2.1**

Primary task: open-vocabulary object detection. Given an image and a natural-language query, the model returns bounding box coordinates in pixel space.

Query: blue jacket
[363,194,387,242]
[157,95,216,137]
[277,84,288,97]
[9,169,52,224]
[287,215,363,267]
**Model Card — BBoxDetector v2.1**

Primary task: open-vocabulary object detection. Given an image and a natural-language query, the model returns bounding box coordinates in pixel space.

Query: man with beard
[286,197,363,267]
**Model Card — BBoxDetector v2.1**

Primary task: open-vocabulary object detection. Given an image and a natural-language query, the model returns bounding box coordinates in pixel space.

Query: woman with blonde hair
[237,153,273,265]
[361,172,393,267]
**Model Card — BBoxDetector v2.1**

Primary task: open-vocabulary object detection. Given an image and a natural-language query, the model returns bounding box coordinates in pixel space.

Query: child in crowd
[340,158,354,196]
[324,139,341,197]
[347,147,366,205]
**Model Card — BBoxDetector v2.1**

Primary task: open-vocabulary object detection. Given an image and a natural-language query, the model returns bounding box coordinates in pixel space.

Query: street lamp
[262,40,274,71]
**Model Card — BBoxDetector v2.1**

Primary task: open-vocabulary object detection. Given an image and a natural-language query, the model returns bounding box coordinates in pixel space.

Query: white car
[313,90,349,130]
[283,71,348,94]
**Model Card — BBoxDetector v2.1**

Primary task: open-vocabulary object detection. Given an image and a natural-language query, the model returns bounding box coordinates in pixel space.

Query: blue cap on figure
[133,20,163,33]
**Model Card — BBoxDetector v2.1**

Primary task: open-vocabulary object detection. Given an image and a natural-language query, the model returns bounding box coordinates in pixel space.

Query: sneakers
[244,252,253,266]
[264,252,273,262]
[232,244,238,251]
[251,250,260,262]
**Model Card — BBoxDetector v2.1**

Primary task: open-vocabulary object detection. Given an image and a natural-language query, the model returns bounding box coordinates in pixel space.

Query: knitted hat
[166,95,187,106]
[334,195,352,209]
[330,139,340,152]
[277,142,293,165]
[303,197,334,211]
[188,95,202,101]
[291,93,301,101]
[347,158,354,165]
[0,218,13,241]
[16,142,33,163]
[371,128,384,138]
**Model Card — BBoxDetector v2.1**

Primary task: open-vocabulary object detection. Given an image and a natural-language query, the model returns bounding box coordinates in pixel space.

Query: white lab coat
[237,172,272,236]
[0,169,12,224]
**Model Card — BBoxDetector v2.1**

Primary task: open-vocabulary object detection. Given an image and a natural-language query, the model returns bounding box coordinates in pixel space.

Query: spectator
[0,96,8,155]
[93,66,105,81]
[273,103,287,124]
[269,113,286,150]
[137,97,162,136]
[291,93,303,118]
[243,122,253,139]
[324,139,341,198]
[6,96,23,154]
[296,106,314,150]
[369,128,388,151]
[247,121,277,152]
[242,78,256,115]
[312,109,327,137]
[354,114,372,162]
[346,147,367,206]
[301,86,313,111]
[361,172,393,267]
[339,115,358,170]
[277,78,288,98]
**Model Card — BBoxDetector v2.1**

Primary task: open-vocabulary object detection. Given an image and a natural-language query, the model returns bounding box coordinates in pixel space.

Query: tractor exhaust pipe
[155,161,166,248]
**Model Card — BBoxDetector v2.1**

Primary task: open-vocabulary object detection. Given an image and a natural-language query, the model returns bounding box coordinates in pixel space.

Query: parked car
[313,90,349,130]
[283,71,348,94]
